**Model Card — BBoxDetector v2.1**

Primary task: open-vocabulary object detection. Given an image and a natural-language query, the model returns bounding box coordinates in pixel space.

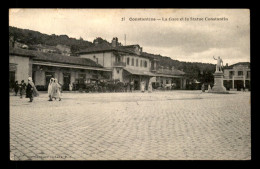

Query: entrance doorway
[63,73,71,91]
[9,71,15,89]
[235,80,243,91]
[134,80,139,90]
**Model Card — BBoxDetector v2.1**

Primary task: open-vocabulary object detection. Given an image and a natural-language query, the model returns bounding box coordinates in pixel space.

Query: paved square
[10,91,251,160]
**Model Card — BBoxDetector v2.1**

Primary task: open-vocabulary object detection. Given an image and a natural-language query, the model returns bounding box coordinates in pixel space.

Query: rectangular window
[140,60,143,67]
[136,59,138,67]
[132,58,134,66]
[127,58,130,65]
[144,61,147,67]
[229,71,234,78]
[247,71,250,78]
[238,71,243,76]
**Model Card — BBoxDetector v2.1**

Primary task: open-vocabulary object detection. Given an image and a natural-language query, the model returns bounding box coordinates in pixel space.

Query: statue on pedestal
[213,56,223,72]
[209,56,228,93]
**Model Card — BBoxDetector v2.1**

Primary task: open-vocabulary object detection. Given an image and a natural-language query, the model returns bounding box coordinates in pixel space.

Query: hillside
[9,26,111,53]
[9,26,216,85]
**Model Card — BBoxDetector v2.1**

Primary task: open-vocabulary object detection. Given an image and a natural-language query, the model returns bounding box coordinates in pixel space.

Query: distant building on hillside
[56,44,71,56]
[31,44,59,54]
[223,62,250,91]
[9,36,29,49]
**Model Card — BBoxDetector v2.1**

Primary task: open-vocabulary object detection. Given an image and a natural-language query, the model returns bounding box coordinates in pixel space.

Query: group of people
[48,78,62,101]
[12,77,39,102]
[12,77,62,102]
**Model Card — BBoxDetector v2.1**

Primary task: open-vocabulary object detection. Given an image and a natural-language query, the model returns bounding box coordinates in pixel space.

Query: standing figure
[53,78,62,101]
[213,56,224,72]
[201,83,205,92]
[26,77,39,102]
[14,81,19,96]
[130,80,134,92]
[141,81,145,93]
[48,78,55,101]
[69,83,73,91]
[208,84,212,92]
[19,80,26,98]
[148,81,153,93]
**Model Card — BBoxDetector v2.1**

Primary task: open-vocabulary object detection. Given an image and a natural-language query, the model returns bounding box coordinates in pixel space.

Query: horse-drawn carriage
[73,78,128,93]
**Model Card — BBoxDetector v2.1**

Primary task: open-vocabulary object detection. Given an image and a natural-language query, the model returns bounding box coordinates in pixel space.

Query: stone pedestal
[209,71,229,94]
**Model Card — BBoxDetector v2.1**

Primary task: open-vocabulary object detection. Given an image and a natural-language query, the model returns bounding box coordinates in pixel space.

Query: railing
[113,62,126,67]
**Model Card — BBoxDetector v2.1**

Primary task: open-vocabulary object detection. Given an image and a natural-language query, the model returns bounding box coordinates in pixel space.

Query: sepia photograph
[9,8,250,160]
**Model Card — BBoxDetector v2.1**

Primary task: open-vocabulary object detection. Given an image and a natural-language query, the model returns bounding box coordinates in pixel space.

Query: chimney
[226,63,228,67]
[140,47,143,52]
[112,37,118,47]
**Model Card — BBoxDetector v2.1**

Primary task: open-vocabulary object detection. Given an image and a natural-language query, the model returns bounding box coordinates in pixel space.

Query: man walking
[19,80,26,98]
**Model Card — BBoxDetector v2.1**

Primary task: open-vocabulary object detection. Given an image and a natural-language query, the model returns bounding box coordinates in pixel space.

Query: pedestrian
[26,77,39,102]
[48,78,55,101]
[69,83,73,91]
[19,80,26,98]
[208,84,212,92]
[141,81,145,93]
[242,85,246,92]
[201,83,205,92]
[130,80,134,92]
[148,81,152,93]
[53,78,62,101]
[14,81,19,96]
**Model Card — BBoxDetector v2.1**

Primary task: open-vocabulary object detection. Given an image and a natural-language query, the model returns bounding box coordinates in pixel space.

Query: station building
[9,47,111,91]
[76,37,186,90]
[9,37,186,91]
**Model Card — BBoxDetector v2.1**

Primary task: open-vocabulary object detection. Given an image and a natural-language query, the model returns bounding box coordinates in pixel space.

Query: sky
[9,9,250,65]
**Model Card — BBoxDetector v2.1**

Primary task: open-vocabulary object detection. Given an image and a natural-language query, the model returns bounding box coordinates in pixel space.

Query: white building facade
[223,62,250,91]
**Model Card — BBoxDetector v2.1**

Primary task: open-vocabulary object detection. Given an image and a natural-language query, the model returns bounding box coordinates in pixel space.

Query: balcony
[113,62,126,67]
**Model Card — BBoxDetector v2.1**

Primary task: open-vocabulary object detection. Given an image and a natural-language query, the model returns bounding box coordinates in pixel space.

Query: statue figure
[213,56,223,72]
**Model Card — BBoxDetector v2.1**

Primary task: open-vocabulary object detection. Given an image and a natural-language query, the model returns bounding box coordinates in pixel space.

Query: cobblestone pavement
[10,90,251,160]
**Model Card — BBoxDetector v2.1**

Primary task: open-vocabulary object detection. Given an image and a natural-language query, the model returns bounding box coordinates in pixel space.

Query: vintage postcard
[9,8,250,160]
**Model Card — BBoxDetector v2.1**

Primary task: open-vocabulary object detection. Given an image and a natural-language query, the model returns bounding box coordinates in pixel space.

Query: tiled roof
[124,67,157,76]
[77,45,162,61]
[76,45,136,55]
[226,62,250,69]
[140,52,161,60]
[9,47,103,68]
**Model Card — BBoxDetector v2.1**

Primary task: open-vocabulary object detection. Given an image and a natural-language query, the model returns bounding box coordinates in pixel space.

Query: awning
[33,61,112,72]
[154,73,183,78]
[124,68,156,77]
